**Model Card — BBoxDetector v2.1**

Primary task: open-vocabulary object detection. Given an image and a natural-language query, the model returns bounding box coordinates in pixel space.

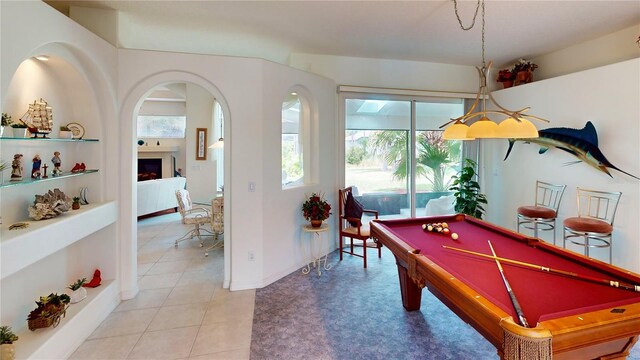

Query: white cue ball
[451,232,459,240]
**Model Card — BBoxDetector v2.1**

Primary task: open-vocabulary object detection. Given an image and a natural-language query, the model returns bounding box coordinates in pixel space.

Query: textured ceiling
[44,0,640,66]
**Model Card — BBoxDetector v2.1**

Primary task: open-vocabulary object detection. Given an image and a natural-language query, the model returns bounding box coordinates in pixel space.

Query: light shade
[496,118,538,138]
[467,116,499,138]
[443,121,475,140]
[208,137,224,149]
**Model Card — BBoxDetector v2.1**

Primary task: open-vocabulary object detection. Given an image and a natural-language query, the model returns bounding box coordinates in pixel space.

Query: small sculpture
[42,164,48,178]
[10,154,23,181]
[28,188,72,220]
[79,187,89,205]
[83,269,102,288]
[31,155,42,179]
[51,151,62,176]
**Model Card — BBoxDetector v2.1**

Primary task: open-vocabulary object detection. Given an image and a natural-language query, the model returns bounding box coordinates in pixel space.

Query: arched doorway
[119,72,231,299]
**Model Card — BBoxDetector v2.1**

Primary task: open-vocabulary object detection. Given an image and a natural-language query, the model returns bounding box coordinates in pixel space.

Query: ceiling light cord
[453,0,486,69]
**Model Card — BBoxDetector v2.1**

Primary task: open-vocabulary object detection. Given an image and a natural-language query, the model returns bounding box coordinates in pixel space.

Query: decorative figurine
[42,164,48,178]
[10,154,23,181]
[83,269,102,288]
[79,187,89,205]
[51,151,62,176]
[31,155,42,179]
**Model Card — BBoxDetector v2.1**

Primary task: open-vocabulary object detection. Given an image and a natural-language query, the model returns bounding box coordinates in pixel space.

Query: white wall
[117,50,336,290]
[184,83,217,202]
[289,53,479,93]
[481,59,640,272]
[260,61,337,285]
[532,24,640,82]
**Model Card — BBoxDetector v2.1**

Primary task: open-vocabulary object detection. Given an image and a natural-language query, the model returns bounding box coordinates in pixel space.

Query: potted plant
[72,197,81,210]
[59,125,72,139]
[513,58,538,84]
[496,68,515,88]
[1,113,12,138]
[449,158,487,219]
[0,326,18,360]
[302,192,332,227]
[66,278,87,303]
[27,293,70,331]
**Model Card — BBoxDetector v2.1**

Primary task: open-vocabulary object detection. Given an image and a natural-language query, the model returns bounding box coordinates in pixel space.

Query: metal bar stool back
[517,181,566,244]
[563,188,621,263]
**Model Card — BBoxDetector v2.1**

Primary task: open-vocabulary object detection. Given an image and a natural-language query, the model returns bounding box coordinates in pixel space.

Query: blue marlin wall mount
[504,121,639,180]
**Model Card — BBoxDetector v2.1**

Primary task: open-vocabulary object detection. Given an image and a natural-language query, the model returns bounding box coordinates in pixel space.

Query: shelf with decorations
[0,137,98,142]
[0,201,117,280]
[0,169,98,188]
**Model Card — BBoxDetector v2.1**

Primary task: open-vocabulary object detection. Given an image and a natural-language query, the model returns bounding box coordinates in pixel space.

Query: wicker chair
[174,189,213,247]
[205,196,224,257]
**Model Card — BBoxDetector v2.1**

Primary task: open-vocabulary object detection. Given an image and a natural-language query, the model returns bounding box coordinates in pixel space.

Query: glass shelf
[0,169,98,188]
[0,137,98,142]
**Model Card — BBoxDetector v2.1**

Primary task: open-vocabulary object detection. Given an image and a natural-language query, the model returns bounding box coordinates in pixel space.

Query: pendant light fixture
[442,0,548,140]
[209,118,224,149]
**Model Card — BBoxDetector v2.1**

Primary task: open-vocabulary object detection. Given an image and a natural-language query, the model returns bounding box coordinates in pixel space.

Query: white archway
[119,71,232,299]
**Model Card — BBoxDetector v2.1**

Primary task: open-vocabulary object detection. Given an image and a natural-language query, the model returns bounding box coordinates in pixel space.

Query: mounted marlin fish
[504,121,640,180]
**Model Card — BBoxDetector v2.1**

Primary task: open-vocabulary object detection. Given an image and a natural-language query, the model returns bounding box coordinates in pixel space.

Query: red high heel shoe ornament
[83,269,102,288]
[79,163,86,172]
[71,163,82,173]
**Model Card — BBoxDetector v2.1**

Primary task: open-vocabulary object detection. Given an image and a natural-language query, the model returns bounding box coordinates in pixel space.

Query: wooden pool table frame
[370,214,640,360]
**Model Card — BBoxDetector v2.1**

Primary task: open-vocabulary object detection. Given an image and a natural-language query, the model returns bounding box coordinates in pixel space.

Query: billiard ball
[451,232,459,240]
[443,228,450,234]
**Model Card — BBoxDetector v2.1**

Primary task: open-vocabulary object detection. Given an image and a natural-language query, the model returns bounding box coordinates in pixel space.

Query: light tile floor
[71,212,253,360]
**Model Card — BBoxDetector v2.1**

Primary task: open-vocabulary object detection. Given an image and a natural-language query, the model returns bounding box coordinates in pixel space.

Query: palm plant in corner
[449,159,487,219]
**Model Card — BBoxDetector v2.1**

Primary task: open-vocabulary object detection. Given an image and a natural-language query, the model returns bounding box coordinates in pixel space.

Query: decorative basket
[27,304,68,331]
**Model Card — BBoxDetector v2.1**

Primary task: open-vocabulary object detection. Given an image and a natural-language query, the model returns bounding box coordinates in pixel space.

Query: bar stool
[517,181,566,244]
[563,188,621,264]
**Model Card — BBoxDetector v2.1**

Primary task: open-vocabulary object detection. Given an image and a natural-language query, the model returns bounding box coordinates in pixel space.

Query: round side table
[301,223,331,276]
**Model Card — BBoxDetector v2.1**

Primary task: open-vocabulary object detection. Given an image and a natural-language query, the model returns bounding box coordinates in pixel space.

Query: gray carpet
[251,248,640,360]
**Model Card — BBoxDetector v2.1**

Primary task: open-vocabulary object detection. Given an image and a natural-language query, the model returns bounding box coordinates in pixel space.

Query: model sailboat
[19,98,53,138]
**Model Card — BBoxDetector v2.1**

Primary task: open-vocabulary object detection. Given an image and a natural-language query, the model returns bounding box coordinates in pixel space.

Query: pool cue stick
[488,240,529,328]
[443,245,640,293]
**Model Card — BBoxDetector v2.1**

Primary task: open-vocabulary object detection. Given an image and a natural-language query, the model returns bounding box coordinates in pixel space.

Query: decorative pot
[516,70,533,84]
[11,128,29,138]
[501,80,514,89]
[0,126,9,138]
[310,220,323,228]
[66,287,87,303]
[72,202,80,210]
[0,343,15,360]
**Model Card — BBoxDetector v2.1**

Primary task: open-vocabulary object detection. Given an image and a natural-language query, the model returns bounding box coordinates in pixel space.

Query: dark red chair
[338,187,381,268]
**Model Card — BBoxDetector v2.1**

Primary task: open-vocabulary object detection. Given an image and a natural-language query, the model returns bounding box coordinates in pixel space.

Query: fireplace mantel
[137,145,179,153]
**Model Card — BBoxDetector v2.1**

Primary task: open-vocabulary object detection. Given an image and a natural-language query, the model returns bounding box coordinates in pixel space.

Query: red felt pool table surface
[371,214,640,359]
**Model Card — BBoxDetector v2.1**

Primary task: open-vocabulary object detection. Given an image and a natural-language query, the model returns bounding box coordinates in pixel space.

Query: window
[344,96,465,218]
[137,115,186,138]
[282,92,303,188]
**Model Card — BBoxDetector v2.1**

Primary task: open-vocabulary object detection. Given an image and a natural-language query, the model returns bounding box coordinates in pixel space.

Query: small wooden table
[301,223,331,276]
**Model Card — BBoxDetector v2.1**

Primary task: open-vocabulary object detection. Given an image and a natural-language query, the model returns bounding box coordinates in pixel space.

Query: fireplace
[138,158,162,181]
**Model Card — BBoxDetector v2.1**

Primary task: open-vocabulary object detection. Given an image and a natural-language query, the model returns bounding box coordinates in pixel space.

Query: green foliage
[0,326,18,344]
[29,293,70,320]
[372,130,460,191]
[449,158,487,219]
[346,138,368,165]
[68,278,87,291]
[281,141,302,184]
[10,123,27,129]
[1,113,12,127]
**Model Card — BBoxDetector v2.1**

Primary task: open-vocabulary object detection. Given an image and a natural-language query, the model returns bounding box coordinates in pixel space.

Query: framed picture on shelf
[196,128,207,160]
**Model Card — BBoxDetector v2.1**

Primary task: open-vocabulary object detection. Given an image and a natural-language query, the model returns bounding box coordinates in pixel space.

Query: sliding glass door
[344,95,464,219]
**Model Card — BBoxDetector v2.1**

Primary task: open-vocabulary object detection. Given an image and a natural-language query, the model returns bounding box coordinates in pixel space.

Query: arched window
[282,91,308,188]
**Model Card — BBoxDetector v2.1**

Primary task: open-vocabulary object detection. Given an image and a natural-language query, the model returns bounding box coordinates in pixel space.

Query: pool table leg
[397,262,422,311]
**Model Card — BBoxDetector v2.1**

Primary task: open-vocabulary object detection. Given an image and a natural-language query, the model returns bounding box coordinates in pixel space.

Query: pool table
[370,214,640,360]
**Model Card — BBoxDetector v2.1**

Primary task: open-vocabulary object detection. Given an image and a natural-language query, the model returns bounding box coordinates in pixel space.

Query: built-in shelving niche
[0,49,117,359]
